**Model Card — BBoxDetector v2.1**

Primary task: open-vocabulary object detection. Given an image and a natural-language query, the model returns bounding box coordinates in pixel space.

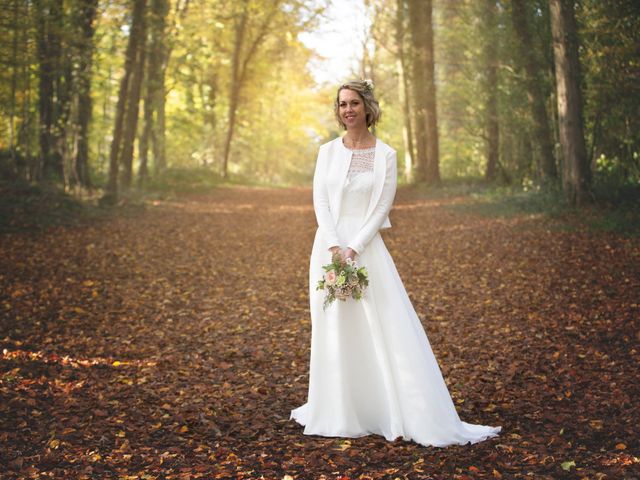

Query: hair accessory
[362,79,374,92]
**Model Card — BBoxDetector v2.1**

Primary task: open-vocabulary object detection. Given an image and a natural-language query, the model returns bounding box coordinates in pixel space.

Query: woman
[290,80,502,447]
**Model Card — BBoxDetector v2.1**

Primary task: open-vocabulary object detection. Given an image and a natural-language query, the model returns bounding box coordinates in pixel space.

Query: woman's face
[338,88,367,130]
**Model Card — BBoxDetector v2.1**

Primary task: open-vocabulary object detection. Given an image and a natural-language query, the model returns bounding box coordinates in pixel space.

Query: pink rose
[324,270,337,286]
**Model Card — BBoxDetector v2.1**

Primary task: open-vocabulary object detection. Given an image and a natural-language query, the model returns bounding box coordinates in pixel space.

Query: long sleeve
[347,150,397,255]
[312,146,341,250]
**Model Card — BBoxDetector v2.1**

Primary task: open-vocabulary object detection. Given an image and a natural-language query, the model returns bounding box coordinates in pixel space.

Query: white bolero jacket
[312,136,398,255]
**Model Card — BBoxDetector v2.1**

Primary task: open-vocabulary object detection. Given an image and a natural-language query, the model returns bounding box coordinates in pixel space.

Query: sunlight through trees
[0,0,638,204]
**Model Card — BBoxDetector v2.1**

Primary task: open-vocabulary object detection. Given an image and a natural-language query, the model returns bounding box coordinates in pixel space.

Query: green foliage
[1,0,637,196]
[86,0,331,185]
[368,0,637,193]
[0,0,40,179]
[142,167,225,194]
[0,180,117,233]
[448,185,567,219]
[435,180,640,236]
[580,0,640,185]
[594,153,640,185]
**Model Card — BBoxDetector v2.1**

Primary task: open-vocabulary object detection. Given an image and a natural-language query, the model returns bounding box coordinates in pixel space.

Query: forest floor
[0,185,638,479]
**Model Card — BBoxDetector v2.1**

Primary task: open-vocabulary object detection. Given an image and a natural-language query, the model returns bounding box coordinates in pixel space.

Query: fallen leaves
[0,185,638,479]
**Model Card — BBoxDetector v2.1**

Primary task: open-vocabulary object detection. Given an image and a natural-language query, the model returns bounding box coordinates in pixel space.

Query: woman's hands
[343,248,357,261]
[329,246,358,261]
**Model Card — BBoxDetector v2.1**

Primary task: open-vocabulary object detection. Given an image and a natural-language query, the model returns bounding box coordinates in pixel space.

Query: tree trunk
[221,0,281,179]
[151,0,190,174]
[8,0,20,178]
[153,75,167,173]
[20,0,35,181]
[120,0,147,190]
[512,0,557,182]
[74,0,99,189]
[106,0,146,200]
[34,0,65,181]
[221,1,249,180]
[396,0,415,182]
[138,97,151,185]
[549,0,591,206]
[407,0,440,184]
[139,0,169,185]
[57,25,75,190]
[203,70,218,166]
[483,0,499,182]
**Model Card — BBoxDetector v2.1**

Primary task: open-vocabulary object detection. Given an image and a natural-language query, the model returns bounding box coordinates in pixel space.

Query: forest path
[1,186,638,479]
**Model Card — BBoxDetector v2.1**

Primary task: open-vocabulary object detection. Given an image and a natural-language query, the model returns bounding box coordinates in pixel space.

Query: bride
[289,79,502,447]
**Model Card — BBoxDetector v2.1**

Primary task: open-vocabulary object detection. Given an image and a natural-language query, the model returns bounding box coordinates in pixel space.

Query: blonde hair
[334,79,381,130]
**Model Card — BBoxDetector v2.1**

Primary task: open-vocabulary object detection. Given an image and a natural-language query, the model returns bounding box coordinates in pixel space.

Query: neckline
[340,136,378,152]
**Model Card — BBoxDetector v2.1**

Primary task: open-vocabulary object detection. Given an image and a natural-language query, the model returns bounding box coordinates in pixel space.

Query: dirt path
[1,186,638,479]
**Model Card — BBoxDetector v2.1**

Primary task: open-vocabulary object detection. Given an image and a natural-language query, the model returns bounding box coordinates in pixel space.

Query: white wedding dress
[290,146,502,447]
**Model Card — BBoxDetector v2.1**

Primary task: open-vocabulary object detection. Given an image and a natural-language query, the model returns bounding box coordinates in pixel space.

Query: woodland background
[0,0,638,204]
[0,0,639,479]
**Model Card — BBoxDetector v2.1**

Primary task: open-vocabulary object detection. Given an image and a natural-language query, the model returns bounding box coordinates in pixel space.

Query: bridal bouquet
[316,251,369,310]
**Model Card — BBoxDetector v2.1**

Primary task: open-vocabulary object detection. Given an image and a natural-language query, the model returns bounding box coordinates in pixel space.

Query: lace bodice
[340,146,375,218]
[346,146,375,181]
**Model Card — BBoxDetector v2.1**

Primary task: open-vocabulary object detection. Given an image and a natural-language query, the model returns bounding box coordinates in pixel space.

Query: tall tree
[407,0,440,184]
[33,0,66,181]
[221,0,248,180]
[221,0,282,179]
[549,0,591,205]
[151,0,190,174]
[433,0,476,178]
[120,4,147,190]
[395,0,415,182]
[511,0,556,182]
[19,0,36,180]
[482,0,500,182]
[7,0,21,178]
[73,0,100,189]
[139,0,171,184]
[106,0,147,200]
